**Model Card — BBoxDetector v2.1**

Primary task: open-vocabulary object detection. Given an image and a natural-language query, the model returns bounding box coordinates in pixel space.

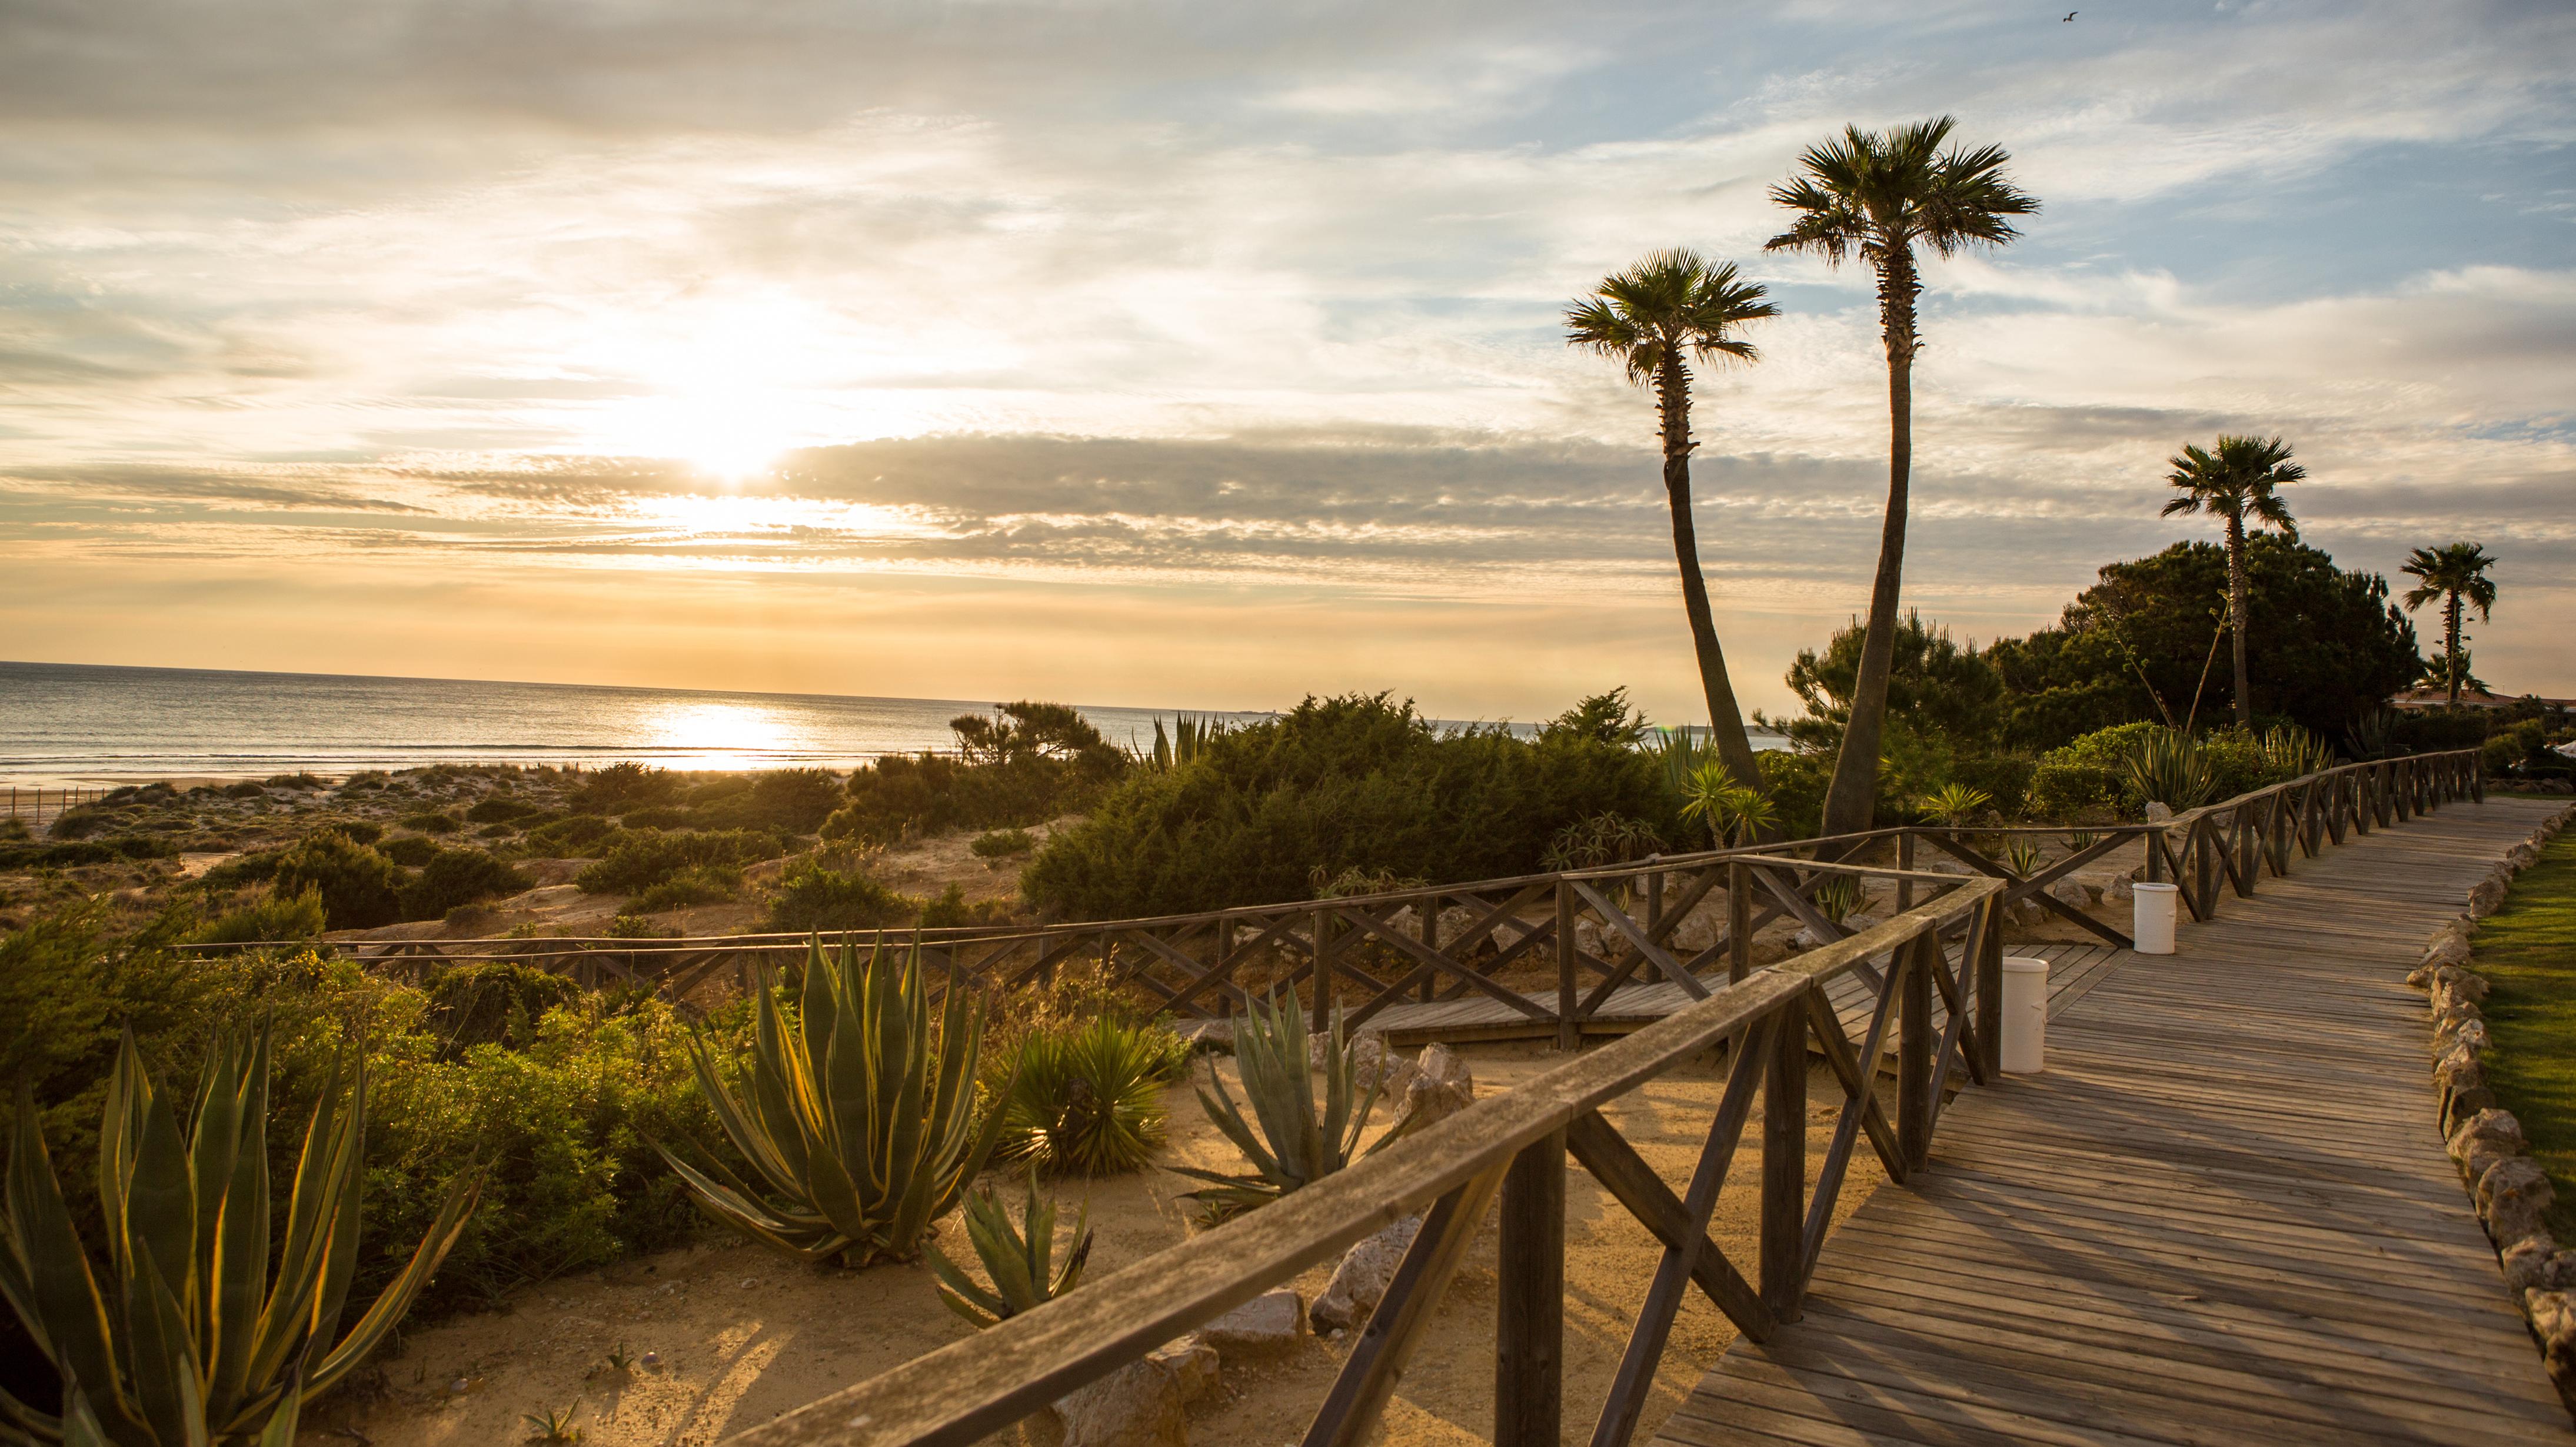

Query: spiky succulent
[1173,987,1379,1220]
[655,937,1006,1268]
[0,1030,477,1446]
[926,1172,1091,1330]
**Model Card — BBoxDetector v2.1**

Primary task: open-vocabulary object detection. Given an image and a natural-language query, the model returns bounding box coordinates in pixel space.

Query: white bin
[2001,956,2049,1074]
[2132,881,2179,956]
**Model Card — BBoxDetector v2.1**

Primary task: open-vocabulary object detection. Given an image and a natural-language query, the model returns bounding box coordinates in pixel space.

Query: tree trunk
[1820,250,1919,837]
[1655,354,1765,797]
[2445,592,2462,701]
[2226,513,2251,729]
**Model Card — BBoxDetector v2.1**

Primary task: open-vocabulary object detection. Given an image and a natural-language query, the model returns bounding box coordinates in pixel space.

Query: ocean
[0,660,1783,786]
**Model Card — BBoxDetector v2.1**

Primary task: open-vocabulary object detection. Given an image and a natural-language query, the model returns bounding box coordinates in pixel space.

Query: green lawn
[2478,827,2576,1240]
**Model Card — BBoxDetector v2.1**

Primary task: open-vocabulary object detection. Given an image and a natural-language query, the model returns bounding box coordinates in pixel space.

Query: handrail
[2144,747,2482,923]
[724,877,2009,1447]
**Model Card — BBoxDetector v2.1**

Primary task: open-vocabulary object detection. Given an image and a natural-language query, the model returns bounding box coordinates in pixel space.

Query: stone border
[2409,801,2576,1412]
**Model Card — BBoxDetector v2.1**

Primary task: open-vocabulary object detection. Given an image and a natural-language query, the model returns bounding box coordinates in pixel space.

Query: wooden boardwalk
[1653,796,2572,1447]
[1373,941,2128,1048]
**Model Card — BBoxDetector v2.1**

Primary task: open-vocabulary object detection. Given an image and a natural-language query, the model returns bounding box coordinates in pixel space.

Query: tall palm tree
[2400,541,2500,702]
[1566,248,1779,796]
[1766,117,2036,835]
[2161,434,2304,727]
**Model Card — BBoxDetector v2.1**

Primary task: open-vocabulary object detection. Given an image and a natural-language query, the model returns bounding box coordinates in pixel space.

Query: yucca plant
[2003,840,2045,879]
[996,1017,1175,1177]
[2257,724,2335,782]
[926,1172,1093,1330]
[1140,714,1235,771]
[1,1030,477,1446]
[1919,781,1991,830]
[1679,758,1778,848]
[1173,989,1380,1220]
[2125,728,2217,812]
[656,937,1006,1268]
[1812,876,1865,926]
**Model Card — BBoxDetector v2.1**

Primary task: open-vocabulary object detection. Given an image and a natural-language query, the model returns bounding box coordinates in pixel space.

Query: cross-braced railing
[716,872,2009,1447]
[2144,747,2482,922]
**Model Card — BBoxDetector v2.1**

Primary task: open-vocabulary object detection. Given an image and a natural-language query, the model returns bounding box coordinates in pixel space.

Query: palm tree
[1766,117,2037,835]
[1566,248,1779,796]
[2400,541,2500,702]
[2161,434,2304,728]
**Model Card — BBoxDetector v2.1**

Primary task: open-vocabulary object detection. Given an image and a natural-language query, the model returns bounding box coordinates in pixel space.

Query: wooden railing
[725,868,2011,1447]
[2144,748,2482,922]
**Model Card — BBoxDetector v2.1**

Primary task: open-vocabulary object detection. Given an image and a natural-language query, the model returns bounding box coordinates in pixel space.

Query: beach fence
[5,785,108,831]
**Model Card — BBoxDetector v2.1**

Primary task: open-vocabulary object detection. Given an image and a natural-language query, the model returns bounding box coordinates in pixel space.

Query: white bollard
[2001,956,2049,1073]
[2132,881,2179,956]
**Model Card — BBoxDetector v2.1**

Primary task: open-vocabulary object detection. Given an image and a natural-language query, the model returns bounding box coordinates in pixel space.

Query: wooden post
[1895,831,1914,914]
[1555,883,1578,1050]
[1976,895,2003,1081]
[1645,869,1665,985]
[1728,863,1752,983]
[1899,934,1933,1175]
[1312,910,1333,1034]
[2144,826,2165,885]
[1494,1128,1565,1447]
[1418,893,1438,1003]
[1759,1008,1806,1322]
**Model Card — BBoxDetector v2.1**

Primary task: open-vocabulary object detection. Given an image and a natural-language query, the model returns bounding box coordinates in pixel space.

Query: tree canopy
[1986,538,2421,750]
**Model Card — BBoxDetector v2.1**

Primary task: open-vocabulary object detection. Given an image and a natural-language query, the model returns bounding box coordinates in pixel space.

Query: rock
[2478,1157,2558,1246]
[2109,875,2135,903]
[1311,1216,1420,1332]
[1200,1288,1306,1353]
[1312,1032,1415,1102]
[2406,962,2438,989]
[1435,905,1503,952]
[2502,1236,2574,1294]
[2049,878,2089,911]
[2449,1108,2528,1183]
[2437,1014,2491,1053]
[2529,1289,2576,1371]
[2144,801,2174,823]
[1388,1043,1476,1139]
[1144,1335,1219,1405]
[1668,901,1723,952]
[2420,934,2472,971]
[2434,1043,2487,1097]
[2470,879,2507,918]
[2008,898,2049,927]
[2431,967,2491,1006]
[1055,1358,1187,1447]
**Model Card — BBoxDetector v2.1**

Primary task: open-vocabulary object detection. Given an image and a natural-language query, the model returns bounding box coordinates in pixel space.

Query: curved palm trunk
[1820,251,1919,836]
[1655,355,1764,796]
[2226,514,2251,729]
[2445,591,2464,701]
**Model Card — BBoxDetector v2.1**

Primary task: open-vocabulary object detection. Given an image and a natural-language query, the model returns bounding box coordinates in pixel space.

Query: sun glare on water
[644,699,800,770]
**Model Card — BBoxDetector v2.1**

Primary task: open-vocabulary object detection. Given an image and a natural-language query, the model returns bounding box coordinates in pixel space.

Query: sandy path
[311,1042,1886,1447]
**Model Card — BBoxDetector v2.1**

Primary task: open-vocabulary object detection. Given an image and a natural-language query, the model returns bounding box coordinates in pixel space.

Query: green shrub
[995,1017,1180,1177]
[574,829,782,895]
[339,819,387,846]
[0,834,179,870]
[525,814,620,856]
[691,769,845,833]
[46,804,120,840]
[466,795,545,823]
[618,804,695,829]
[195,884,328,944]
[918,881,1010,928]
[224,780,267,799]
[823,753,1108,846]
[424,962,583,1053]
[1022,694,1676,920]
[399,810,462,834]
[379,833,441,866]
[272,830,404,929]
[767,860,917,932]
[630,864,743,913]
[570,761,681,815]
[606,914,681,939]
[972,828,1037,859]
[401,847,534,920]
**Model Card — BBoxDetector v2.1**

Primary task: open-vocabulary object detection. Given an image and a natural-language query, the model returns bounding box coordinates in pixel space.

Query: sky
[2,0,2571,724]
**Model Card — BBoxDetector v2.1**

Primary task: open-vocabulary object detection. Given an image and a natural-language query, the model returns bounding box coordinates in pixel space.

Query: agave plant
[2125,728,2217,813]
[926,1172,1093,1330]
[996,1017,1176,1177]
[1811,876,1865,926]
[656,937,1006,1268]
[1174,988,1380,1220]
[1,1030,477,1447]
[2346,708,2399,762]
[2257,724,2335,782]
[2003,840,2045,879]
[1140,714,1236,771]
[1919,781,1991,830]
[1679,758,1778,848]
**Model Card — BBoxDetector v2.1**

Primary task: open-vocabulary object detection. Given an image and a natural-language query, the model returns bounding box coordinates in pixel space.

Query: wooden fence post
[1494,1127,1565,1447]
[1313,909,1334,1034]
[1899,934,1932,1175]
[1418,894,1438,1003]
[1759,1006,1807,1322]
[1976,896,2003,1081]
[1895,831,1915,914]
[1728,863,1752,984]
[1555,883,1578,1050]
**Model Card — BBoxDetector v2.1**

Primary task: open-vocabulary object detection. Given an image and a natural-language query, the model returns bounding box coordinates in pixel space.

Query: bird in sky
[2063,9,2076,18]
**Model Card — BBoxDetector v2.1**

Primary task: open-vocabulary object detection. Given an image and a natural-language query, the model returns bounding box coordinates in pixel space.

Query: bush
[524,814,620,856]
[767,860,918,932]
[422,962,582,1053]
[0,834,179,870]
[994,1017,1181,1176]
[46,804,120,840]
[195,885,328,944]
[401,848,534,921]
[823,753,1107,846]
[465,795,544,824]
[691,769,845,833]
[1023,694,1676,920]
[570,762,681,815]
[378,834,440,866]
[272,831,404,930]
[972,828,1037,859]
[629,864,743,913]
[338,819,386,846]
[398,811,462,834]
[618,804,695,830]
[574,829,783,895]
